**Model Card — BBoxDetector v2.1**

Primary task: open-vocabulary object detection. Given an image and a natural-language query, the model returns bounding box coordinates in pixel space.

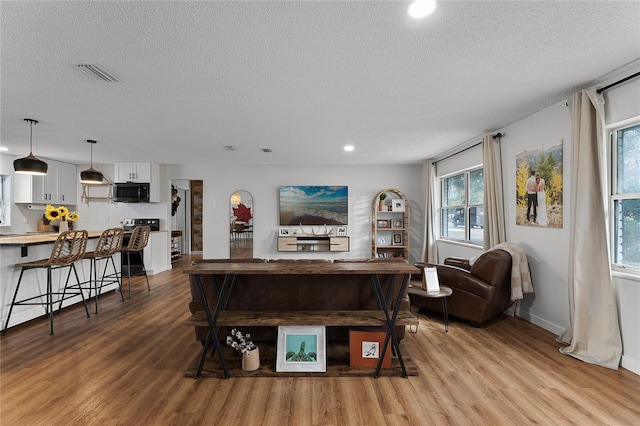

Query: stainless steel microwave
[113,182,150,203]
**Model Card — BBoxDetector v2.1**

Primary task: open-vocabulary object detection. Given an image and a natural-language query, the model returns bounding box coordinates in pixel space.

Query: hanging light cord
[26,119,38,154]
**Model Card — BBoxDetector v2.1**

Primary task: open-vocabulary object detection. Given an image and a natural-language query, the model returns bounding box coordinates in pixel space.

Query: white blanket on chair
[470,242,534,301]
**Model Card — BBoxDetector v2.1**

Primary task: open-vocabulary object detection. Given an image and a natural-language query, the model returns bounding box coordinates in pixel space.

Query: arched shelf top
[371,188,410,260]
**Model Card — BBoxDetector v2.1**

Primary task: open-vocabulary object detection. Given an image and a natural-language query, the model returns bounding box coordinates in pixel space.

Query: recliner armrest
[444,257,472,271]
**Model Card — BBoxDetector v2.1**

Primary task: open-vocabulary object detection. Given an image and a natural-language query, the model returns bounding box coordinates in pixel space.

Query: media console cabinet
[277,236,349,252]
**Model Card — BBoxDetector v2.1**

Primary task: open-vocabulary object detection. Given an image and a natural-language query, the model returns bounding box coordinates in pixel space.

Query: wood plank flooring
[1,255,639,425]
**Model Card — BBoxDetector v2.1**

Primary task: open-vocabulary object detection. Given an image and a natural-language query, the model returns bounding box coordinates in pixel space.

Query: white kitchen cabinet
[114,162,155,183]
[14,159,77,205]
[144,231,169,275]
[57,161,77,204]
[114,162,160,202]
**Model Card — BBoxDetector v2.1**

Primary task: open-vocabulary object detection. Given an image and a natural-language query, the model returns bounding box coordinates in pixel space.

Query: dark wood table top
[183,261,420,275]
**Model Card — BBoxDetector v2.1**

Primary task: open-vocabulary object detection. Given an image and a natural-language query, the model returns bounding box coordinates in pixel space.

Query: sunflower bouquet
[45,204,80,223]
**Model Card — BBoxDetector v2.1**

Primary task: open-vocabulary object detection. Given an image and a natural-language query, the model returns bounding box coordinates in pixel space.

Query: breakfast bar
[0,231,108,332]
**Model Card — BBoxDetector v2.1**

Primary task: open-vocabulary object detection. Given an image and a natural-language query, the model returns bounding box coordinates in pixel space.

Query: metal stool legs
[89,255,124,314]
[3,263,89,336]
[125,251,150,299]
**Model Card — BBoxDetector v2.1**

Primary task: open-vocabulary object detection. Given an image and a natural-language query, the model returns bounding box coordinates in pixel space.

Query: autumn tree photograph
[516,142,563,227]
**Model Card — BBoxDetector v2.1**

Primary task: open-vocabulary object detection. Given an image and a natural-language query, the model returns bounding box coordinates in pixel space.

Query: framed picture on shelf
[336,226,347,236]
[349,329,391,369]
[377,219,390,228]
[393,233,403,245]
[276,326,326,372]
[391,199,406,212]
[279,227,290,236]
[391,218,403,229]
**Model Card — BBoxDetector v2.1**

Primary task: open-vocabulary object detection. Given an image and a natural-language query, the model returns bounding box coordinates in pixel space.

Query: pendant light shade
[80,140,104,184]
[14,119,48,175]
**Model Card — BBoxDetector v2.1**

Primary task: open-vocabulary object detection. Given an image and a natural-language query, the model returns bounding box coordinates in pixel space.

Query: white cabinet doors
[14,160,77,205]
[57,161,77,204]
[114,162,151,183]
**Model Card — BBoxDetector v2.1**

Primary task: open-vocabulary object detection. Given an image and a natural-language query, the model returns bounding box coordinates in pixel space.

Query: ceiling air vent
[72,63,120,82]
[224,145,239,152]
[261,148,273,153]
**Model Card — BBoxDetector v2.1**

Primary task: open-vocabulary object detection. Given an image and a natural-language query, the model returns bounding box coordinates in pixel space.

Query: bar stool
[81,227,125,314]
[121,225,151,299]
[2,230,90,335]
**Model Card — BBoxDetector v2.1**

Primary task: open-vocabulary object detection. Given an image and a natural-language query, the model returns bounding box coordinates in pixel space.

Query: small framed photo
[391,199,406,212]
[336,226,347,236]
[349,329,391,369]
[279,227,290,236]
[393,233,403,246]
[391,218,403,229]
[277,326,326,372]
[377,219,389,229]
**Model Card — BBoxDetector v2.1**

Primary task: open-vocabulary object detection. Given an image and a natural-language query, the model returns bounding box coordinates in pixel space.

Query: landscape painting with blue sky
[279,186,348,225]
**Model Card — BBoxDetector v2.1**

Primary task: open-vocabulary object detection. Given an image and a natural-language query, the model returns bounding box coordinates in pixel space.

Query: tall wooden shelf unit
[372,188,410,259]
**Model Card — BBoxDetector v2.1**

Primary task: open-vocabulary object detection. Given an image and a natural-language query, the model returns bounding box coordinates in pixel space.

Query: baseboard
[621,355,640,375]
[515,308,565,336]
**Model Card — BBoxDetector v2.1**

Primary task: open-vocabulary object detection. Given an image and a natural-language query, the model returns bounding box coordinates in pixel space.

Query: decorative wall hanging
[515,140,564,228]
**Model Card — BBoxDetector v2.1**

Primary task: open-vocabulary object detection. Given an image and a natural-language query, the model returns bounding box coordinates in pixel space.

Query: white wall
[500,101,572,334]
[167,164,424,263]
[437,77,640,374]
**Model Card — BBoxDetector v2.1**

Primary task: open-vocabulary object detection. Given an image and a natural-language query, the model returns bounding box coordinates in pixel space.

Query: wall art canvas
[515,140,563,228]
[279,186,348,225]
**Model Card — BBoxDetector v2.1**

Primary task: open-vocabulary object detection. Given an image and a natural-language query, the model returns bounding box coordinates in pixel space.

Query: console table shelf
[186,310,419,327]
[185,341,419,378]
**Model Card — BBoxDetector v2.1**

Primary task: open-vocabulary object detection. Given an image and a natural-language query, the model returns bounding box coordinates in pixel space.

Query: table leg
[194,273,231,379]
[370,273,409,378]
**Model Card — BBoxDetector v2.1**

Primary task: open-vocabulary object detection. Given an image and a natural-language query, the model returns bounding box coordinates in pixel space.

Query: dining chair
[121,225,151,299]
[81,227,124,314]
[2,230,89,335]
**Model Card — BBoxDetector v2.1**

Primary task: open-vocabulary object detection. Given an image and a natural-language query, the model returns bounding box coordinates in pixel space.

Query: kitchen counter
[0,229,170,333]
[0,231,104,257]
[0,231,104,245]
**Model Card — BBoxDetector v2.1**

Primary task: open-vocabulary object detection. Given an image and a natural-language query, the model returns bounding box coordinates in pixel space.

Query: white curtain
[421,162,438,263]
[482,134,506,250]
[559,90,622,370]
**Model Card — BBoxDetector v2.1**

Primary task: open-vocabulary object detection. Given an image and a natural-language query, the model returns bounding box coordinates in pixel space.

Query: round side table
[408,285,453,332]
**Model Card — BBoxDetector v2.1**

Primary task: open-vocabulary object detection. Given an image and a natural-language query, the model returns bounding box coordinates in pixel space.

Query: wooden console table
[183,262,419,379]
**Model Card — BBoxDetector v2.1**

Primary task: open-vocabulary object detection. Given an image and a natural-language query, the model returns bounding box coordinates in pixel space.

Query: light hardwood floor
[1,255,639,425]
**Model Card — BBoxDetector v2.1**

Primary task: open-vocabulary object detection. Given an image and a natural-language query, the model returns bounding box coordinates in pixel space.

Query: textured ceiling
[1,1,639,167]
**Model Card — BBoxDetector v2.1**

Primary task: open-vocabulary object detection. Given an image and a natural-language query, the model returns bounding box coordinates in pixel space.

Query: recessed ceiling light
[0,146,8,151]
[344,145,354,152]
[408,0,436,19]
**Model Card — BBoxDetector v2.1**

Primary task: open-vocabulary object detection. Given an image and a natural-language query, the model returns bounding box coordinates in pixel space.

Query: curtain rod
[433,133,502,164]
[596,71,640,94]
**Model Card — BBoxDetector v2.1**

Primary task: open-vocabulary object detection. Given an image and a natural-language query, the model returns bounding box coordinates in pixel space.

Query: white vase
[242,347,260,371]
[58,221,69,233]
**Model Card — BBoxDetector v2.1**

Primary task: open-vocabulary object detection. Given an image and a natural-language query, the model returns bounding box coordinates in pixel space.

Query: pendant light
[80,140,104,184]
[14,119,48,175]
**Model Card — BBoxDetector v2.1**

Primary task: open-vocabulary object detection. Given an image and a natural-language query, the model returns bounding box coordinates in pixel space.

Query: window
[440,167,484,244]
[611,123,640,272]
